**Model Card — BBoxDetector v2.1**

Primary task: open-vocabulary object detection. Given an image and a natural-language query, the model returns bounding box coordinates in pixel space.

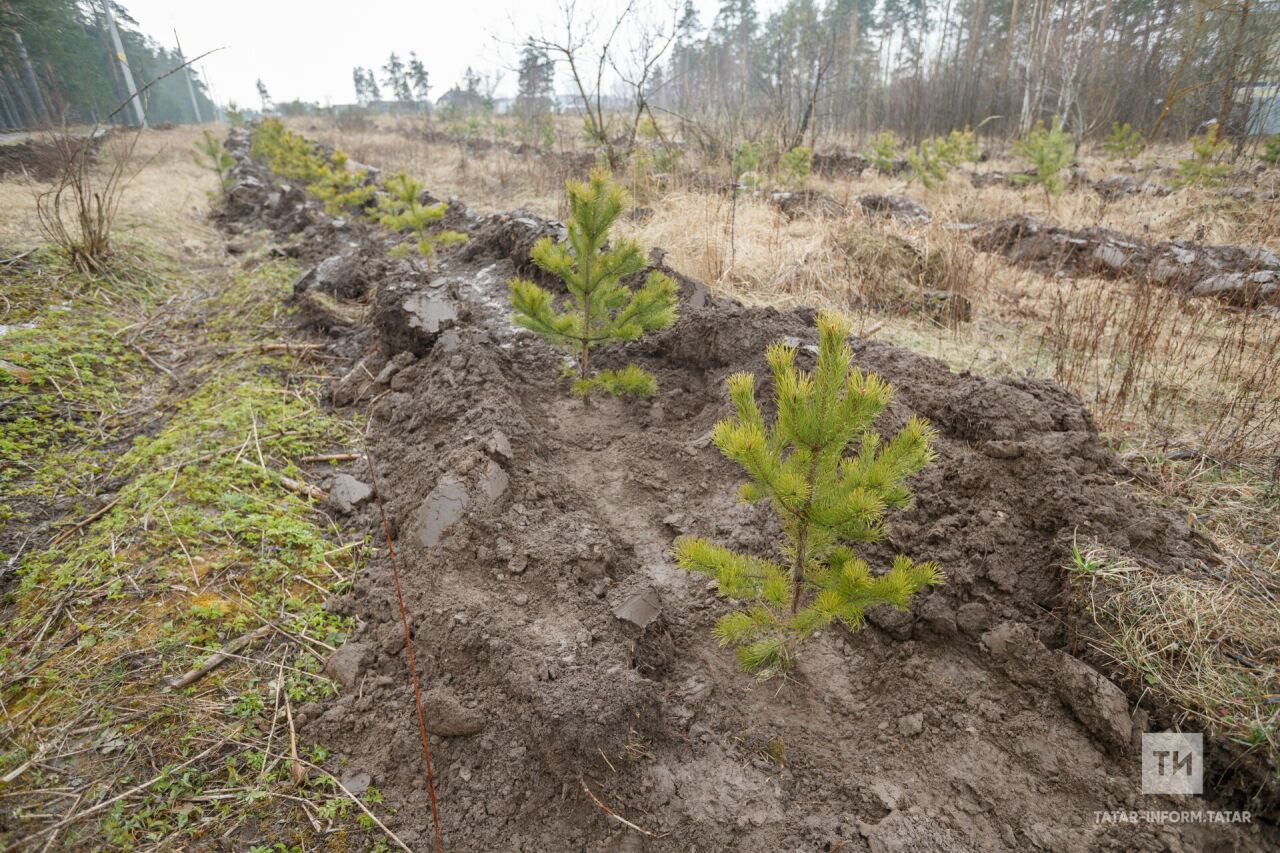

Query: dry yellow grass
[1069,541,1280,771]
[0,124,222,255]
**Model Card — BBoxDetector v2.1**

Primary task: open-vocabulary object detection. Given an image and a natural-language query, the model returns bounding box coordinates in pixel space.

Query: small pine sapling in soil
[1172,125,1231,188]
[1012,118,1075,208]
[508,169,677,396]
[1260,134,1280,166]
[1102,122,1143,161]
[193,129,235,197]
[376,171,467,259]
[935,127,979,167]
[732,140,764,191]
[905,138,948,189]
[674,311,943,678]
[776,147,812,187]
[866,131,900,174]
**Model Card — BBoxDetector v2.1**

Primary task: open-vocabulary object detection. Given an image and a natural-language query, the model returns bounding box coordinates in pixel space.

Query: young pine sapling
[508,169,677,396]
[866,131,900,174]
[1012,118,1075,208]
[904,128,977,189]
[1102,122,1143,161]
[776,147,812,188]
[1172,125,1231,188]
[193,129,236,197]
[376,171,467,259]
[674,311,943,679]
[1260,134,1280,166]
[905,138,948,189]
[935,127,979,167]
[732,140,764,191]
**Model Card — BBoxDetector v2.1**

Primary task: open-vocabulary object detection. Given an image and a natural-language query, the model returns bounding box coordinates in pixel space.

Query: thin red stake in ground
[364,445,442,853]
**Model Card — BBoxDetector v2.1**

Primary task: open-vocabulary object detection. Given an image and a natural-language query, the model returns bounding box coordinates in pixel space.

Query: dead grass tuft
[1069,541,1280,772]
[618,191,976,328]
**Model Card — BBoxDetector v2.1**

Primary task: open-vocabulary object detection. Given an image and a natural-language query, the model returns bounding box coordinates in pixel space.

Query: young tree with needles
[508,169,677,396]
[674,311,943,678]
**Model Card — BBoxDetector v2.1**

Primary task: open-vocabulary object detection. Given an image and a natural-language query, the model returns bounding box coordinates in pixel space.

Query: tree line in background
[0,0,216,130]
[359,0,1276,161]
[651,0,1279,150]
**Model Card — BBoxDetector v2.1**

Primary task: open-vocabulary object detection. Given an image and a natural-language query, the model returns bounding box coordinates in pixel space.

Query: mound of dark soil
[218,131,1277,852]
[975,215,1280,307]
[0,132,104,182]
[812,151,868,178]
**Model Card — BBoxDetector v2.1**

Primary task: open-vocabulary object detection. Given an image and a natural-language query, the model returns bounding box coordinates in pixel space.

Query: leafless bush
[32,128,142,274]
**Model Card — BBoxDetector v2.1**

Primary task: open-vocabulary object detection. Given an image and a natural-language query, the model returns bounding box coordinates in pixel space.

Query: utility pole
[173,29,202,123]
[11,31,49,125]
[200,67,222,121]
[100,0,146,127]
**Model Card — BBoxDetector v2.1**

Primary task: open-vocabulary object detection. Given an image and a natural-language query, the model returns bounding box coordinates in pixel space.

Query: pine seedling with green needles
[866,131,900,173]
[776,147,812,187]
[508,169,678,396]
[1102,122,1143,160]
[193,129,236,196]
[733,141,764,191]
[673,310,944,679]
[375,171,467,259]
[935,127,979,167]
[1261,134,1280,166]
[905,139,948,189]
[1172,125,1231,188]
[1012,118,1075,207]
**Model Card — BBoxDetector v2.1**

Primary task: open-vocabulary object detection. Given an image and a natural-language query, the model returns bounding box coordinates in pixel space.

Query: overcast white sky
[119,0,774,109]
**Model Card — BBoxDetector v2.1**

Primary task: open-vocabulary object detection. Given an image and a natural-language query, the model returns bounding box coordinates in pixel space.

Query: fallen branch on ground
[166,624,272,689]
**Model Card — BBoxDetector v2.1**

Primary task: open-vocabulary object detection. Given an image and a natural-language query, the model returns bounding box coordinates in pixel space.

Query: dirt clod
[327,474,372,514]
[975,214,1280,307]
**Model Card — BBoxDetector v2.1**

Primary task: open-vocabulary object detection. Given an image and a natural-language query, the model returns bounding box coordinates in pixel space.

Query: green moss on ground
[0,244,391,851]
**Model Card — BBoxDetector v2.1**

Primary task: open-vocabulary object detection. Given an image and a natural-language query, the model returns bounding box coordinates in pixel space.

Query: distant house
[552,93,633,114]
[1237,81,1280,135]
[436,88,488,112]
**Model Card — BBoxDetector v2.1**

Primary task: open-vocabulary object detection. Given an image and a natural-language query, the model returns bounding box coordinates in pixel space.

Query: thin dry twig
[581,778,669,838]
[283,690,304,787]
[365,445,442,853]
[239,459,328,501]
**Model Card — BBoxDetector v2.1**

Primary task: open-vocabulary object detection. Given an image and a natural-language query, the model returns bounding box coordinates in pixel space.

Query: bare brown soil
[0,132,105,182]
[219,128,1277,852]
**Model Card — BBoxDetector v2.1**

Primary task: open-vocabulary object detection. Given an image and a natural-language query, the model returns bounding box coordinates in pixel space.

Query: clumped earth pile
[217,127,1276,851]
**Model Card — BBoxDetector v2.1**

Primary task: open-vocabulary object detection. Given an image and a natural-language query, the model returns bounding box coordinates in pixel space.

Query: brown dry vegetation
[0,126,218,255]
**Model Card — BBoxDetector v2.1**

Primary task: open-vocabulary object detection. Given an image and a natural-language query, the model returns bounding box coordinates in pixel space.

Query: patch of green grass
[0,247,388,850]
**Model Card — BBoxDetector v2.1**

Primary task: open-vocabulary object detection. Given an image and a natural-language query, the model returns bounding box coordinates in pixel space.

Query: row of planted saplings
[509,169,943,679]
[240,121,943,679]
[237,118,467,259]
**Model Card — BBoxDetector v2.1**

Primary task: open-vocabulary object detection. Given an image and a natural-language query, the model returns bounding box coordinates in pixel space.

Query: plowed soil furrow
[217,126,1277,852]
